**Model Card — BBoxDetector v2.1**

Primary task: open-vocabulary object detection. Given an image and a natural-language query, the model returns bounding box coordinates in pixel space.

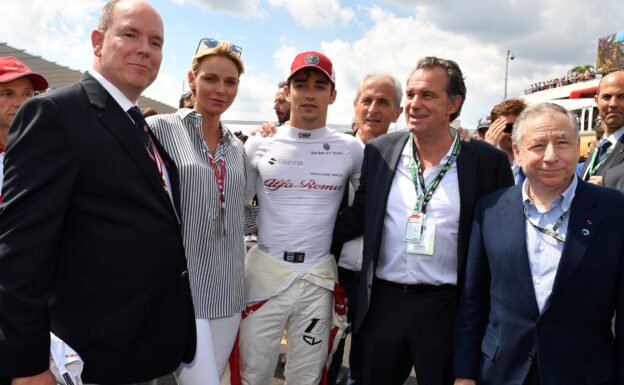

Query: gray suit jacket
[581,130,624,180]
[604,162,624,191]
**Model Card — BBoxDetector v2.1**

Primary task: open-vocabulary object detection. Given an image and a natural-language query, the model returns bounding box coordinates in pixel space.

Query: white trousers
[239,279,332,385]
[175,314,241,385]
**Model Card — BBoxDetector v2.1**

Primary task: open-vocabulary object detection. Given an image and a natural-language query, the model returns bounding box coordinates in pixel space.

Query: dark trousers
[328,267,363,385]
[359,278,457,385]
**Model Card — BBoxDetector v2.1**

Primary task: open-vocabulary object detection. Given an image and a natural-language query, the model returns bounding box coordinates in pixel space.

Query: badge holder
[405,213,436,256]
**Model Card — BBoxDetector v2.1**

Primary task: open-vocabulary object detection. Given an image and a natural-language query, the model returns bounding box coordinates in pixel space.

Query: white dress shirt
[376,131,460,285]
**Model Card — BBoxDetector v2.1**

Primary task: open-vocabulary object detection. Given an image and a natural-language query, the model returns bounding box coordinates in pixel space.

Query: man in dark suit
[328,73,404,385]
[335,57,513,385]
[453,102,624,385]
[581,71,624,184]
[0,1,196,385]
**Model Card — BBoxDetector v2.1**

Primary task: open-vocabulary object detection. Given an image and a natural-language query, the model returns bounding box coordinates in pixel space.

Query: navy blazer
[0,74,196,383]
[334,131,513,333]
[453,180,624,384]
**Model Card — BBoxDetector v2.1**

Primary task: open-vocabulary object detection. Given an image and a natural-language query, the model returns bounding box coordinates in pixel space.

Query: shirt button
[181,270,189,279]
[538,245,544,252]
[535,277,541,285]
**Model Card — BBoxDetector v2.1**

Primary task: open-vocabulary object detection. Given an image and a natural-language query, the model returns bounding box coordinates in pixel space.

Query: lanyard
[586,141,610,178]
[207,135,227,237]
[523,206,569,243]
[146,136,168,192]
[408,132,461,214]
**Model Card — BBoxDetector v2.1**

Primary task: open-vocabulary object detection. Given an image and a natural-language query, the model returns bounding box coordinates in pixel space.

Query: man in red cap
[0,56,48,200]
[237,51,362,385]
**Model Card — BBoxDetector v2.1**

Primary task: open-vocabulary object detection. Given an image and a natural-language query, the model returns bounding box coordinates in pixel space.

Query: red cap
[288,51,335,84]
[0,56,49,91]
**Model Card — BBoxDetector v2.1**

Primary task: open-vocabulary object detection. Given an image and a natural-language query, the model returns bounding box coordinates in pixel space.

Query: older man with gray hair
[328,73,403,385]
[454,102,624,385]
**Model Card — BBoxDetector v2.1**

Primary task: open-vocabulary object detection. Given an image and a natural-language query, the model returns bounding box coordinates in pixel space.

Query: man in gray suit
[603,162,624,191]
[581,71,624,185]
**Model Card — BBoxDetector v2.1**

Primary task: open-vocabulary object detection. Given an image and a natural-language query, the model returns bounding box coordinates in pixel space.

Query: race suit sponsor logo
[264,179,343,191]
[303,318,328,346]
[268,157,304,166]
[310,151,344,155]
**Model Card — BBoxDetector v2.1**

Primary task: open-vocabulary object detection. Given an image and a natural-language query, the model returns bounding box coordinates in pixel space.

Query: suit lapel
[80,74,179,220]
[598,136,624,175]
[541,181,598,315]
[499,187,540,315]
[369,132,409,266]
[456,141,477,275]
[374,132,409,218]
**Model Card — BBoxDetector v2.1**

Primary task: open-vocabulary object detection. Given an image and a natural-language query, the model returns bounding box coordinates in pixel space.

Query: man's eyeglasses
[196,38,243,57]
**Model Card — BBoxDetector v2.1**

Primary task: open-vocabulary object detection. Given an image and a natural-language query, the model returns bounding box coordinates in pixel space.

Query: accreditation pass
[405,213,436,256]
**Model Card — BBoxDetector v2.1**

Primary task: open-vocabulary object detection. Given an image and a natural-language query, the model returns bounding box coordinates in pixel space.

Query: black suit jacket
[334,131,513,333]
[331,130,358,260]
[581,131,624,179]
[454,180,624,384]
[0,73,196,384]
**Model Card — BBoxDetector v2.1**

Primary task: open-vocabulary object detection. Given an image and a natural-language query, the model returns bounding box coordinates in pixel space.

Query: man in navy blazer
[454,102,624,385]
[335,57,513,385]
[0,1,195,384]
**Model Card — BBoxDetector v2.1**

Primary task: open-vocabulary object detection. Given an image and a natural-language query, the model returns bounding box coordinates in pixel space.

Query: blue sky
[2,0,623,130]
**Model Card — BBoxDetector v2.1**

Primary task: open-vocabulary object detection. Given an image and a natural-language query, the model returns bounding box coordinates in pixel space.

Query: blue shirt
[522,176,577,312]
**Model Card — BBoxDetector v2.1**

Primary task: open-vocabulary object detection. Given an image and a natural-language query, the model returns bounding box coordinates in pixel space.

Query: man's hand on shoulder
[485,117,507,146]
[588,175,604,186]
[250,122,278,137]
[457,127,473,142]
[11,370,55,385]
[454,378,476,385]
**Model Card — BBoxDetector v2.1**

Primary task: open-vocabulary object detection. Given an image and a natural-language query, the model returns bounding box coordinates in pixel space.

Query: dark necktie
[127,107,169,192]
[596,140,612,163]
[127,106,151,149]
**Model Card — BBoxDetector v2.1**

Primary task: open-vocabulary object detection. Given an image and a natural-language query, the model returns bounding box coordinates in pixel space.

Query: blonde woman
[148,38,246,385]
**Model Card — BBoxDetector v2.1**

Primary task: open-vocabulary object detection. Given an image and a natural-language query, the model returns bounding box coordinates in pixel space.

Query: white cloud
[171,0,264,17]
[223,73,278,122]
[312,6,509,129]
[273,38,299,78]
[384,0,624,66]
[268,3,622,129]
[0,0,100,70]
[268,0,355,28]
[143,71,186,108]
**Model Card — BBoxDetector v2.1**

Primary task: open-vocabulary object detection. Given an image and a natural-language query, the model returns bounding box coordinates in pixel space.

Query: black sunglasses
[196,38,243,57]
[503,123,514,133]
